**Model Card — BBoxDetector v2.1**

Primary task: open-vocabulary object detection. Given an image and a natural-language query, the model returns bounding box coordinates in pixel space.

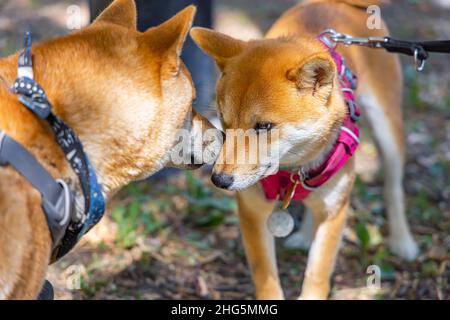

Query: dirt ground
[0,0,449,300]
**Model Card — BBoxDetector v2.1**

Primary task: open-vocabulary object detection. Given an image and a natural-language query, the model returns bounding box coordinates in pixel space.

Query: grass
[404,66,427,111]
[409,191,441,223]
[111,185,167,248]
[1,0,446,301]
[183,172,237,228]
[110,172,237,249]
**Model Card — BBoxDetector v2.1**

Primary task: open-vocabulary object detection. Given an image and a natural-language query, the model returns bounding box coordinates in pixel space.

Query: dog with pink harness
[260,31,361,207]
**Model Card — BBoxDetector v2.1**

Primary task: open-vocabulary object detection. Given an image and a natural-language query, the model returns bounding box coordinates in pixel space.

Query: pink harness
[260,32,361,202]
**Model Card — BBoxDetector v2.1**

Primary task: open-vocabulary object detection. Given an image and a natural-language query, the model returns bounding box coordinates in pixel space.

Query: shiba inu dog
[191,0,418,299]
[0,0,220,299]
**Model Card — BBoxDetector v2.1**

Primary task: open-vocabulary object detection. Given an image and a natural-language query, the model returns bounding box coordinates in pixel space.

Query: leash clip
[319,29,436,72]
[414,47,427,72]
[320,29,388,48]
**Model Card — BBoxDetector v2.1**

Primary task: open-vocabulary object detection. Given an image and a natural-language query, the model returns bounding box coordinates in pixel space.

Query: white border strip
[341,126,360,144]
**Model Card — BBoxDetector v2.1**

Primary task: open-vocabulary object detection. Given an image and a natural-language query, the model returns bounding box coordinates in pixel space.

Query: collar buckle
[41,179,74,248]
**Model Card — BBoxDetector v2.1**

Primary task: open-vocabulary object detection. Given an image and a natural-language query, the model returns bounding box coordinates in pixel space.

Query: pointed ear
[143,5,196,75]
[93,0,136,29]
[190,27,246,71]
[287,54,335,101]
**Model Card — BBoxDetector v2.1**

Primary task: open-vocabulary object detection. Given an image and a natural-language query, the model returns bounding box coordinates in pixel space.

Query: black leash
[383,38,450,55]
[320,29,450,72]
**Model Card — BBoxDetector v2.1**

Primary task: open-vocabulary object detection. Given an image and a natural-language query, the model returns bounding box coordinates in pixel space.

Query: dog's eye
[254,122,274,133]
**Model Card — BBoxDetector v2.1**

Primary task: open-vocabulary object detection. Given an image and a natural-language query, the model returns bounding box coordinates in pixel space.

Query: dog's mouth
[168,161,204,170]
[212,164,278,191]
[185,163,204,170]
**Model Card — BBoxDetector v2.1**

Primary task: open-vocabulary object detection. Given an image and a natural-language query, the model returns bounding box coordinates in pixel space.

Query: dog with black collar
[0,0,221,299]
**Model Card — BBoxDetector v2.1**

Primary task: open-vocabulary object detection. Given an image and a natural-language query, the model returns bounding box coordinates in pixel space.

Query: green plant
[111,197,164,248]
[410,191,441,223]
[373,248,396,280]
[421,261,439,278]
[404,66,425,111]
[444,94,450,111]
[184,172,237,227]
[112,201,140,248]
[356,221,370,251]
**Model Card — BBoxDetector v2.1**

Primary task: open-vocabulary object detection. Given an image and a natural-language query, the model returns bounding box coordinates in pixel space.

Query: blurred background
[0,0,449,299]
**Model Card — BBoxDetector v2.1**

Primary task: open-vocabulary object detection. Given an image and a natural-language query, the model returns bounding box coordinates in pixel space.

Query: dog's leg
[284,208,314,250]
[236,185,284,300]
[299,167,355,300]
[0,172,52,299]
[360,90,418,260]
[299,200,348,299]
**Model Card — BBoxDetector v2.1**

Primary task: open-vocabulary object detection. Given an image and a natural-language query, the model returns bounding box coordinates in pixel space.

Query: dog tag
[267,209,294,238]
[267,172,299,238]
[282,179,299,210]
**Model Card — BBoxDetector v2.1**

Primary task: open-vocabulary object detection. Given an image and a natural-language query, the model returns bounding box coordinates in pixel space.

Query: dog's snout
[211,172,234,189]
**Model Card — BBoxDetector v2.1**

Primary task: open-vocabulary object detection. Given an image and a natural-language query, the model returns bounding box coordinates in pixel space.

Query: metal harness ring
[414,48,426,72]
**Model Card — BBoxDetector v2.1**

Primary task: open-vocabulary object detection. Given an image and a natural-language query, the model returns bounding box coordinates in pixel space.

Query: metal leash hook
[414,48,426,72]
[320,28,430,72]
[320,28,388,48]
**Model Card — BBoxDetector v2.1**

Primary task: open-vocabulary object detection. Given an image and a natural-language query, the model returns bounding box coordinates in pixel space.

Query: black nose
[211,172,234,189]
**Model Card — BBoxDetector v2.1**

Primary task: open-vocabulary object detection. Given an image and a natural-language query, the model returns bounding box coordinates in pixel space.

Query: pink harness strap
[260,32,361,201]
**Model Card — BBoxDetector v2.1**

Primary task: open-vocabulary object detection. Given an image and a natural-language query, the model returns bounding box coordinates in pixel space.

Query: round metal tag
[267,209,295,238]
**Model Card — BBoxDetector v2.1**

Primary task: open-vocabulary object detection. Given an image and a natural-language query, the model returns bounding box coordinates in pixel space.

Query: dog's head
[191,28,346,190]
[6,0,222,194]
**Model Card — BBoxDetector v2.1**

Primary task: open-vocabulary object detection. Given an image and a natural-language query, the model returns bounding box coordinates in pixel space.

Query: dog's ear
[93,0,137,29]
[287,54,335,102]
[143,5,196,76]
[190,27,246,71]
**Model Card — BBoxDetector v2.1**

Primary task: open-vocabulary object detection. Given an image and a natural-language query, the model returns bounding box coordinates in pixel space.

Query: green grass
[112,201,165,248]
[183,172,237,227]
[444,94,450,111]
[409,190,442,223]
[110,173,237,248]
[421,261,439,278]
[404,66,426,111]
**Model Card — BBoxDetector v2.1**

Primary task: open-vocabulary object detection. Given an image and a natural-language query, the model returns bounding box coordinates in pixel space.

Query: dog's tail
[328,0,389,9]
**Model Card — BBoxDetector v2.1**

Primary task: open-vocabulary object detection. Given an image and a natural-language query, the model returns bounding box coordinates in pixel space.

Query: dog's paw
[284,230,312,250]
[298,291,328,300]
[388,234,419,261]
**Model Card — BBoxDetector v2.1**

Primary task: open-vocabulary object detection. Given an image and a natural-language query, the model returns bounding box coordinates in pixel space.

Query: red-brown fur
[0,0,218,299]
[192,0,417,299]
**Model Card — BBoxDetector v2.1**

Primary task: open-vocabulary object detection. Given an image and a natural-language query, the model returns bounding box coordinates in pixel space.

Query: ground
[0,0,449,300]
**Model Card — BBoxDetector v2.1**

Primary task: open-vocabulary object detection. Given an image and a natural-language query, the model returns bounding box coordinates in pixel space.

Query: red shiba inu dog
[0,0,220,299]
[191,0,418,299]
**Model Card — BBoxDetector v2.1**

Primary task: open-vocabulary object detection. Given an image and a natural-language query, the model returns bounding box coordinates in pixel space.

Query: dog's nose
[211,172,234,189]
